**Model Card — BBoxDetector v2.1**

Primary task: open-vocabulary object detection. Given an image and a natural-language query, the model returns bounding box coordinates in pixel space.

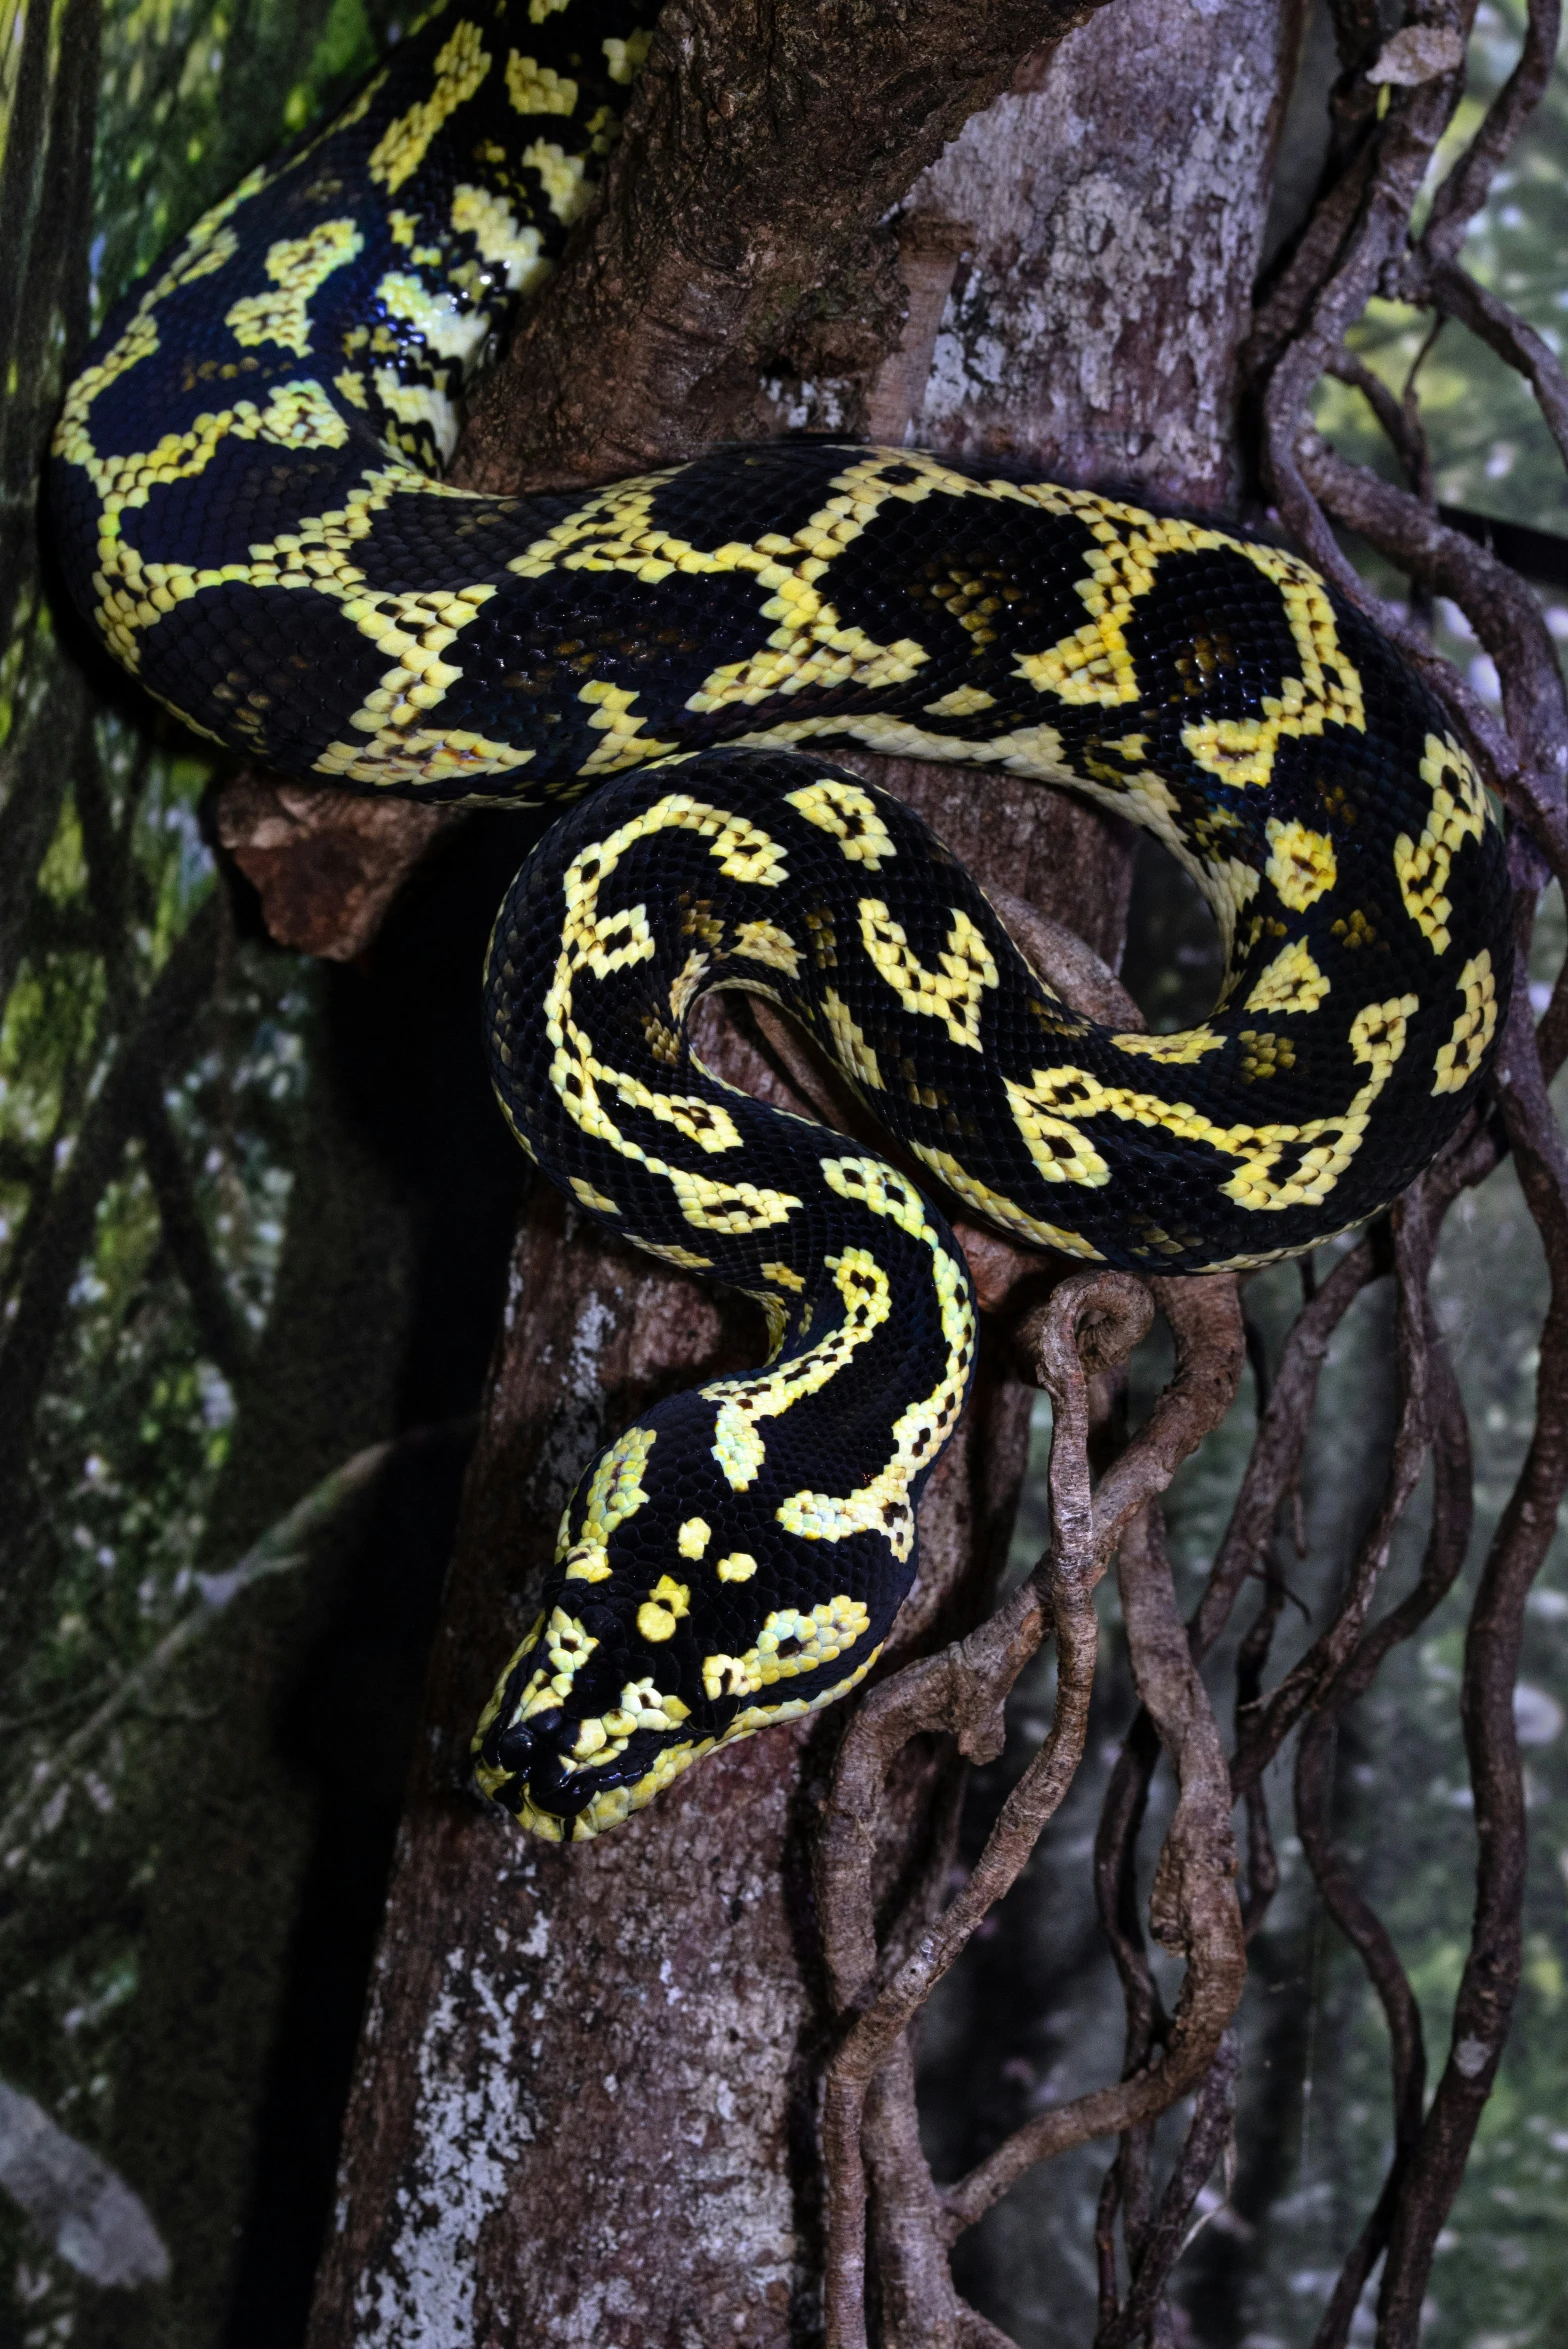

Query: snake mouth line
[471,1649,885,1843]
[474,1709,660,1820]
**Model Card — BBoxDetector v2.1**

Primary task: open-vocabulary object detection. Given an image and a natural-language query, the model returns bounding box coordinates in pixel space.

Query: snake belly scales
[53,0,1511,1842]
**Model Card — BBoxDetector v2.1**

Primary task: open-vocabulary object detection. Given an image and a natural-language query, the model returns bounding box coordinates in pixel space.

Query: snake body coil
[54,0,1511,1839]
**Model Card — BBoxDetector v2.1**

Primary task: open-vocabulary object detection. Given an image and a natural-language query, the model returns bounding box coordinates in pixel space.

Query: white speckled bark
[909,0,1299,507]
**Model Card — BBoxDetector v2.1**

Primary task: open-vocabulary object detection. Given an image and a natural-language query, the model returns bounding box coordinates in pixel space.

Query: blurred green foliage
[1,0,408,2338]
[1315,0,1568,543]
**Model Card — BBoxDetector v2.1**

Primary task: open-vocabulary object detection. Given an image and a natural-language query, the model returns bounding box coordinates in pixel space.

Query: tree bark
[307,0,1300,2339]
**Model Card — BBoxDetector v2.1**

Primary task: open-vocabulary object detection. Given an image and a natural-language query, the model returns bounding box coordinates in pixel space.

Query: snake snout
[491,1717,546,1774]
[479,1706,606,1822]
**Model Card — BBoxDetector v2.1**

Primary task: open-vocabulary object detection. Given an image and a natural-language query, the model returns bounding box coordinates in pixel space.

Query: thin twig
[1408,257,1568,482]
[1375,953,1568,2343]
[1231,1189,1442,1798]
[937,1489,1247,2238]
[1189,1238,1380,1664]
[1095,2031,1241,2349]
[1303,1339,1472,2349]
[1420,0,1562,264]
[1324,349,1432,499]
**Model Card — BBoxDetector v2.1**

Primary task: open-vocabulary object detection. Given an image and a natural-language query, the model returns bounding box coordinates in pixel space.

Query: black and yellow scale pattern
[53,0,1511,1839]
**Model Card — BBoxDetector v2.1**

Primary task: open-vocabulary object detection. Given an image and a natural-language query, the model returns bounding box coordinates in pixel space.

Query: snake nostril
[493,1720,540,1773]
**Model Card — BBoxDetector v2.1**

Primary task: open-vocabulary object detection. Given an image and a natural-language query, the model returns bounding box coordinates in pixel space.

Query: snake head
[470,1629,699,1843]
[469,1408,888,1841]
[469,1554,700,1841]
[468,1412,740,1841]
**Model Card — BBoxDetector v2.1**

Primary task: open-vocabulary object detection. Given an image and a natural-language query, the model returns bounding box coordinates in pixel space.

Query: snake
[52,0,1511,1842]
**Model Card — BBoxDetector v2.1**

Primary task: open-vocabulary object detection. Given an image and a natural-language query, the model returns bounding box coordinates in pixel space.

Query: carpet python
[53,0,1511,1841]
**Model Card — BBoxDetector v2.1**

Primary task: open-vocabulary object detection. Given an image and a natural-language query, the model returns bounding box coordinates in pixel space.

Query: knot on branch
[1020,1270,1154,1388]
[1148,1803,1243,1954]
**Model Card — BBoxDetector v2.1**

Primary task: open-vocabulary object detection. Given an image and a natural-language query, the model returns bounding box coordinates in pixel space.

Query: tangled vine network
[807,4,1568,2343]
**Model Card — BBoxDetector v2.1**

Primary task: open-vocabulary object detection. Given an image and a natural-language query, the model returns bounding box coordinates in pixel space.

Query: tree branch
[0,1429,438,1859]
[0,896,224,1558]
[453,0,1109,494]
[131,1079,254,1388]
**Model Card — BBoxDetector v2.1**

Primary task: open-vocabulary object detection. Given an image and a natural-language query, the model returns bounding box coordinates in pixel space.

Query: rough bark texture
[450,0,1112,494]
[304,0,1299,2339]
[303,821,1125,2349]
[906,0,1299,510]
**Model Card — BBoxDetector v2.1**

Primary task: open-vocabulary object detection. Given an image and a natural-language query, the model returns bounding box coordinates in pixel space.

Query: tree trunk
[308,1,1300,2340]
